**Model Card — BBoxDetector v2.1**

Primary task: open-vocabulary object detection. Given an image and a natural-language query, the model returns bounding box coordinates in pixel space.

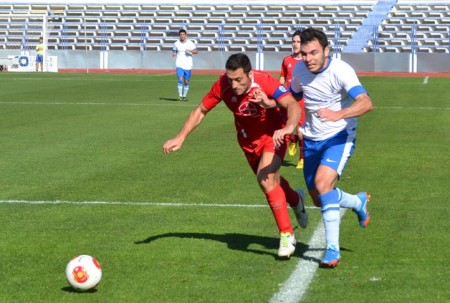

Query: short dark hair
[178,29,187,34]
[300,27,328,49]
[292,30,302,39]
[225,53,252,74]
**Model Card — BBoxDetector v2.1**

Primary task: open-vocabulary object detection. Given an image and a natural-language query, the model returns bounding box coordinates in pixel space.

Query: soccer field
[0,72,449,303]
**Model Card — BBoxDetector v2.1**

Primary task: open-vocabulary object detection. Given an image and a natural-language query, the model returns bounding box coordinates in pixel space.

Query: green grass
[0,73,449,303]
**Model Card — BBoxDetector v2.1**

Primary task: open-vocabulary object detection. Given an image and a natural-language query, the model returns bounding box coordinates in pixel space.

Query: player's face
[226,68,253,96]
[292,35,301,55]
[179,32,187,42]
[300,39,330,73]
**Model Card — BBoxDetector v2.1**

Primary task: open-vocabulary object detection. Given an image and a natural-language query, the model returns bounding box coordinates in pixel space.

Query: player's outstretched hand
[162,138,183,155]
[248,89,276,108]
[272,128,291,148]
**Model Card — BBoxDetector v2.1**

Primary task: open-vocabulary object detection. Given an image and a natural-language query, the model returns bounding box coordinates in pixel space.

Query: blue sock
[319,189,340,250]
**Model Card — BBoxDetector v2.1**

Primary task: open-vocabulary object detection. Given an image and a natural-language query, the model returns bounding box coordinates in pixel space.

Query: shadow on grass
[159,97,181,102]
[282,160,297,168]
[61,286,98,293]
[135,232,315,261]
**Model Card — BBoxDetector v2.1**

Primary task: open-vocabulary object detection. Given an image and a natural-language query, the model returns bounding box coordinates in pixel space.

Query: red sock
[289,134,296,143]
[280,177,299,208]
[265,184,293,234]
[299,138,304,161]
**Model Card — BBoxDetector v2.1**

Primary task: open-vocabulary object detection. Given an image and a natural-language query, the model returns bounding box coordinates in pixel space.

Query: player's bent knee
[257,177,278,193]
[308,189,322,207]
[314,179,334,195]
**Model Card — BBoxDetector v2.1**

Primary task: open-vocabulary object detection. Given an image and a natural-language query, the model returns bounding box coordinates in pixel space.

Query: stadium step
[344,0,398,53]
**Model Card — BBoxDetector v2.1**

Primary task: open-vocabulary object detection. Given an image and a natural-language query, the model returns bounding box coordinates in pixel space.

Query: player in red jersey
[163,53,308,258]
[280,30,305,169]
[280,30,302,88]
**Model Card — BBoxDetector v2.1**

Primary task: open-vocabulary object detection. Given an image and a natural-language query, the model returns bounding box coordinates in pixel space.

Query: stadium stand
[0,1,449,54]
[371,2,450,53]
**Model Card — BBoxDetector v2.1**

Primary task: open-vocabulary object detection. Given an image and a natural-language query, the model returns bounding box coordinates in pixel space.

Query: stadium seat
[0,2,448,54]
[196,45,212,51]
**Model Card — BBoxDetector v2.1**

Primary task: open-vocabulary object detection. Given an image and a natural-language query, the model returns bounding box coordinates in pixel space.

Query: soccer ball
[65,255,102,292]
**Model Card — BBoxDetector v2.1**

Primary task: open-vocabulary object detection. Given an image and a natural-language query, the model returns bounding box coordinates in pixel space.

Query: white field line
[375,106,450,110]
[0,101,196,107]
[0,75,218,82]
[0,199,316,209]
[0,101,448,110]
[270,208,347,303]
[2,198,339,302]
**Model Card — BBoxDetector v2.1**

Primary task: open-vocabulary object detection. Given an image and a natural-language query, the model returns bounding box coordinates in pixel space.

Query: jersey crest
[238,101,259,117]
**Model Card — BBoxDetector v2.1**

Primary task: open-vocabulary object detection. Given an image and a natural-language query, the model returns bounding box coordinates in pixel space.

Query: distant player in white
[290,28,374,267]
[172,29,198,101]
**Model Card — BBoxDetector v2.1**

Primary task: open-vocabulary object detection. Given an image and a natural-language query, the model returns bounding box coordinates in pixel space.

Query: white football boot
[278,232,296,258]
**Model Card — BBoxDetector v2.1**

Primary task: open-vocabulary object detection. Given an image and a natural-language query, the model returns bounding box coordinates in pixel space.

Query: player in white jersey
[290,28,374,267]
[172,29,198,101]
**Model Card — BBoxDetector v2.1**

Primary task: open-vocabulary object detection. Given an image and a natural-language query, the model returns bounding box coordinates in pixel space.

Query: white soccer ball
[65,255,102,292]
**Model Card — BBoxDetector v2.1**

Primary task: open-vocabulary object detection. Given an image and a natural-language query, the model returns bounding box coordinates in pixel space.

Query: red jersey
[202,70,291,150]
[280,54,305,126]
[280,54,302,88]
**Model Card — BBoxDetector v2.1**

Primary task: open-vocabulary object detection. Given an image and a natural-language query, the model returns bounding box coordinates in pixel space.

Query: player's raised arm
[162,104,209,155]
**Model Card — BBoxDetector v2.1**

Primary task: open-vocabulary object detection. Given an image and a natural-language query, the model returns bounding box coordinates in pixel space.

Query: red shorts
[240,134,288,174]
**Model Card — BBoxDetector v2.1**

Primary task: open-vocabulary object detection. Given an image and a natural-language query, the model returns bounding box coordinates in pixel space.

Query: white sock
[323,208,340,250]
[183,85,189,97]
[337,188,361,210]
[177,83,183,97]
[320,189,341,250]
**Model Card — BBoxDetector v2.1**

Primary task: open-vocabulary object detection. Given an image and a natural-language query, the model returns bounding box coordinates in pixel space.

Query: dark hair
[300,27,328,49]
[225,53,252,74]
[292,30,302,39]
[178,29,187,34]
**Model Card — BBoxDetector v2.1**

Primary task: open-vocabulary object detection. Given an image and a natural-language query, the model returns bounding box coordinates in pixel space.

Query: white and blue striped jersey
[290,56,367,141]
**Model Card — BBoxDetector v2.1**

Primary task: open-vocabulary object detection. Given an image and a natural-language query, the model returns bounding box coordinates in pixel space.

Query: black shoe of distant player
[178,96,183,102]
[293,189,308,229]
[183,96,188,101]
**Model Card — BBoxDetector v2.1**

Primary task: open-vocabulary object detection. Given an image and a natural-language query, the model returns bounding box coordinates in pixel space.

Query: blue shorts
[176,67,192,81]
[303,129,356,190]
[36,54,43,63]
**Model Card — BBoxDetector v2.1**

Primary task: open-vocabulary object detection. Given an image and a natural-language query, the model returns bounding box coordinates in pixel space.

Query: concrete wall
[2,49,449,73]
[68,50,450,73]
[342,53,450,73]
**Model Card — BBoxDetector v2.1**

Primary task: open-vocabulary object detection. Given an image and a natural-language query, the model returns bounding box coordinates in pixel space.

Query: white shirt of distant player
[173,39,196,70]
[291,57,362,141]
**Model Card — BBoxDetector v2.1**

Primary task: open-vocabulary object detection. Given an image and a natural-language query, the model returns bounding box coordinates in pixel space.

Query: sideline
[0,199,317,209]
[2,198,344,302]
[0,101,448,111]
[270,209,347,303]
[57,69,450,78]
